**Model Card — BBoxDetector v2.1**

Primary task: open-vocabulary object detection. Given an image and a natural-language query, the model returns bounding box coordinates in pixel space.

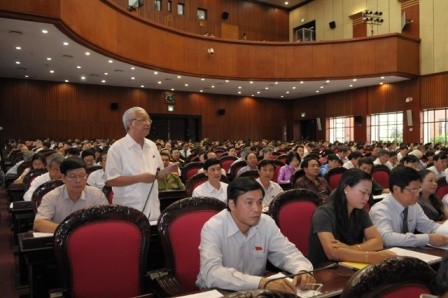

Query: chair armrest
[147,269,186,297]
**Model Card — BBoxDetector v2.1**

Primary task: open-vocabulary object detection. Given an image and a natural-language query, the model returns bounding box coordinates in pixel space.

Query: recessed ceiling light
[238,86,242,89]
[285,2,289,5]
[379,81,384,85]
[50,70,54,73]
[201,78,205,81]
[85,52,91,56]
[154,71,158,75]
[211,85,215,88]
[15,46,21,50]
[171,88,175,91]
[265,87,269,90]
[15,61,20,64]
[185,83,189,87]
[140,85,145,88]
[47,57,52,61]
[316,90,320,93]
[353,78,357,82]
[131,77,135,80]
[275,82,278,85]
[177,75,181,79]
[77,66,81,69]
[380,76,385,79]
[292,86,296,89]
[63,42,69,46]
[281,95,284,98]
[102,80,106,83]
[25,75,28,78]
[131,67,135,70]
[104,72,108,75]
[326,80,330,83]
[349,84,353,87]
[158,81,162,84]
[257,91,261,94]
[81,76,86,80]
[200,90,203,93]
[320,86,324,89]
[286,91,290,94]
[108,59,113,63]
[238,91,241,94]
[300,81,304,84]
[250,81,253,84]
[225,80,229,83]
[64,80,69,82]
[41,29,48,34]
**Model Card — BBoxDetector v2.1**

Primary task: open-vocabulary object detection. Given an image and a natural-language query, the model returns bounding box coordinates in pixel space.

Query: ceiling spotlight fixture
[108,59,113,63]
[63,42,69,46]
[85,52,91,56]
[15,46,21,50]
[102,80,106,83]
[41,29,48,34]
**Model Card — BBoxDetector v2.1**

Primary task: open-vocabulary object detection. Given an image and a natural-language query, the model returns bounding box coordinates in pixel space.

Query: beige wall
[420,0,448,75]
[290,0,448,76]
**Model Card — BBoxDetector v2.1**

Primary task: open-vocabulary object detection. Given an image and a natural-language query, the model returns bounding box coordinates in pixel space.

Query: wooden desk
[314,265,355,297]
[18,232,59,298]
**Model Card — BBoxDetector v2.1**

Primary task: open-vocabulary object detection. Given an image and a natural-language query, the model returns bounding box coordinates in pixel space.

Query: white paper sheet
[388,247,442,264]
[32,232,54,238]
[175,289,223,298]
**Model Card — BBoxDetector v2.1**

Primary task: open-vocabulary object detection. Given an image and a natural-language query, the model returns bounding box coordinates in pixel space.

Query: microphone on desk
[263,262,339,289]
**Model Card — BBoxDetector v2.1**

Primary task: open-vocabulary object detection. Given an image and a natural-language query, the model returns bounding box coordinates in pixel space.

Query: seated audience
[237,152,259,176]
[158,151,185,191]
[256,159,284,207]
[418,169,447,221]
[358,157,389,195]
[319,154,342,176]
[369,166,448,248]
[294,157,331,203]
[33,157,108,233]
[198,151,226,176]
[192,158,227,202]
[387,151,399,169]
[373,149,392,170]
[400,154,420,171]
[81,149,96,168]
[13,152,46,184]
[196,177,315,293]
[170,148,186,168]
[24,153,64,201]
[87,150,107,190]
[308,169,395,266]
[427,152,448,179]
[277,152,300,184]
[343,151,363,169]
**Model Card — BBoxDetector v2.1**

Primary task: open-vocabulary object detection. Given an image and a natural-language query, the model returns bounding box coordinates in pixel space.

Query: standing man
[105,107,177,220]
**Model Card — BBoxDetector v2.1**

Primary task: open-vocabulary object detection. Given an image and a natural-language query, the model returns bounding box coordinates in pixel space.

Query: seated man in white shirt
[427,152,448,179]
[24,153,64,201]
[87,150,107,190]
[197,151,226,176]
[196,177,315,293]
[373,149,393,170]
[192,158,227,202]
[34,157,108,233]
[255,159,283,207]
[343,151,363,169]
[369,166,448,248]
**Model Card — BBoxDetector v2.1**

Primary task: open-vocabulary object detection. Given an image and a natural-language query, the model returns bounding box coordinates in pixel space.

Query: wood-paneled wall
[115,0,289,41]
[0,78,292,141]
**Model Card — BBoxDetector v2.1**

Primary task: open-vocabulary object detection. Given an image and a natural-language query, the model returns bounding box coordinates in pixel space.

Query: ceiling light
[50,70,54,73]
[154,71,159,75]
[25,75,28,78]
[201,78,205,81]
[380,76,385,79]
[353,78,357,82]
[140,85,144,88]
[81,76,86,80]
[171,88,175,91]
[225,80,229,83]
[15,61,20,64]
[104,72,108,75]
[131,77,135,80]
[47,57,52,61]
[64,80,69,82]
[238,91,241,94]
[286,91,290,94]
[41,29,48,34]
[249,81,253,84]
[379,81,384,85]
[108,59,113,63]
[257,91,260,94]
[131,67,135,70]
[85,52,91,56]
[316,90,320,93]
[349,84,353,87]
[158,81,162,84]
[77,66,81,69]
[320,86,324,89]
[281,95,284,98]
[185,83,189,87]
[200,90,203,92]
[300,81,304,84]
[326,80,330,83]
[63,42,69,46]
[15,46,21,50]
[275,82,278,85]
[292,86,296,89]
[177,75,181,79]
[102,80,106,83]
[238,86,242,89]
[285,2,289,5]
[265,87,269,90]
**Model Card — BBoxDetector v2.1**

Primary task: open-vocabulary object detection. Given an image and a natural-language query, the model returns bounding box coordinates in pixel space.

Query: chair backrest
[16,160,32,177]
[324,167,347,190]
[371,165,391,189]
[219,155,238,173]
[290,169,305,188]
[436,177,448,200]
[238,169,259,179]
[53,205,151,298]
[31,179,64,213]
[86,165,102,176]
[268,188,321,255]
[341,256,435,298]
[180,161,204,182]
[229,160,247,179]
[22,168,48,192]
[185,173,229,196]
[272,160,285,182]
[158,197,226,292]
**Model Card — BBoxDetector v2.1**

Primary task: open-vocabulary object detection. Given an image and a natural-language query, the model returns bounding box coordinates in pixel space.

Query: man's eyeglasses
[131,118,152,124]
[404,187,421,194]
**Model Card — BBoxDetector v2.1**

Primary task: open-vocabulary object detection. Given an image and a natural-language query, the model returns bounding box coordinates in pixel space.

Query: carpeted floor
[0,187,20,298]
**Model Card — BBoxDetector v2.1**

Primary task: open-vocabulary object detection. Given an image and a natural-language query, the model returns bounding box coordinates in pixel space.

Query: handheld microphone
[263,262,339,289]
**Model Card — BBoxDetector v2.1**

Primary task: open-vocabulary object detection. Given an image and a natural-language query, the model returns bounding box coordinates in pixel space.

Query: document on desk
[175,289,222,298]
[388,247,442,264]
[32,232,54,238]
[267,273,322,298]
[436,219,448,236]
